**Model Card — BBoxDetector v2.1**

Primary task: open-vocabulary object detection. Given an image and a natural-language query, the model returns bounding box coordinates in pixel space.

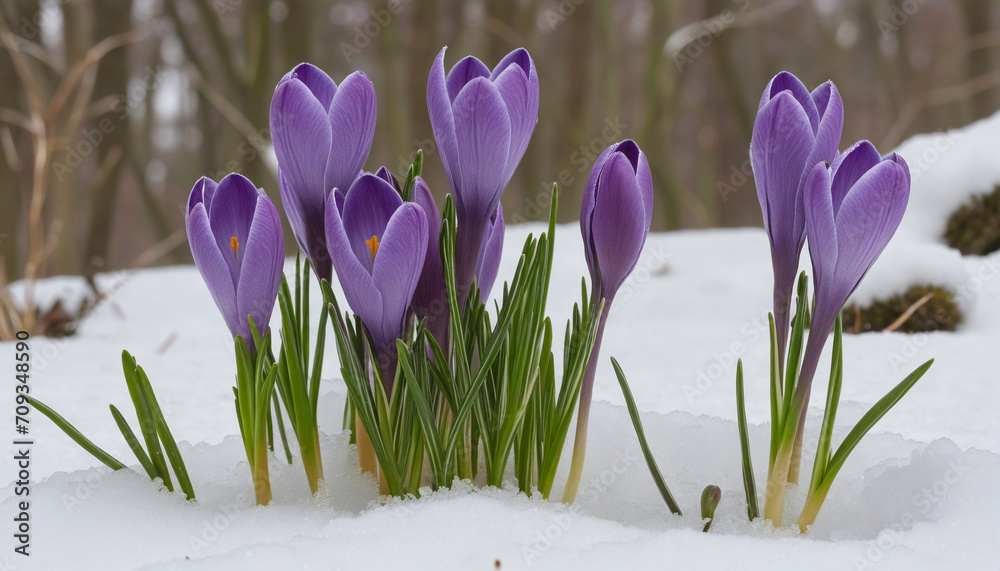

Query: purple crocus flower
[270,63,377,281]
[580,140,654,303]
[427,46,538,302]
[185,174,284,350]
[475,206,504,303]
[325,173,428,390]
[793,141,910,422]
[410,177,449,346]
[750,71,843,362]
[565,139,653,503]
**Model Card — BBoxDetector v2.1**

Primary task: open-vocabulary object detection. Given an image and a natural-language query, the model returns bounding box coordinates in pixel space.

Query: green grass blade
[121,351,171,490]
[823,359,933,486]
[109,404,158,481]
[136,366,195,500]
[809,313,844,494]
[736,360,759,520]
[612,357,682,515]
[27,396,126,471]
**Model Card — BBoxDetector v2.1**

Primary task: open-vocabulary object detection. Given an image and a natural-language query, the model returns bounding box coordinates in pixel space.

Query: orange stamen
[230,236,239,257]
[366,235,380,261]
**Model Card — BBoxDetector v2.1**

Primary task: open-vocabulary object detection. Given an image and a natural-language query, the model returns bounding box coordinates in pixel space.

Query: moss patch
[842,284,961,333]
[944,185,1000,256]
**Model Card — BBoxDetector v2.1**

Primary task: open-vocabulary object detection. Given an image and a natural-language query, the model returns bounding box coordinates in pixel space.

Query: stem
[355,411,378,478]
[786,320,829,484]
[300,426,324,494]
[253,436,272,506]
[454,214,488,308]
[762,440,792,525]
[561,301,610,504]
[796,482,831,531]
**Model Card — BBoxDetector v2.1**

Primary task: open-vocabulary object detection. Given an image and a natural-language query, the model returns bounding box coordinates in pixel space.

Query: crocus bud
[325,173,428,391]
[580,140,654,303]
[750,71,843,361]
[701,485,722,532]
[270,63,377,281]
[427,46,538,302]
[564,139,654,505]
[185,174,284,351]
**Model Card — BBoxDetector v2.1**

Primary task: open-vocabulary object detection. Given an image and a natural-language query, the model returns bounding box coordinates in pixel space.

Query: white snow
[5,115,1000,570]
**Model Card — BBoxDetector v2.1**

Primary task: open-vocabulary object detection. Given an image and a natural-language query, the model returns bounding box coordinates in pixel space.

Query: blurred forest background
[0,0,998,287]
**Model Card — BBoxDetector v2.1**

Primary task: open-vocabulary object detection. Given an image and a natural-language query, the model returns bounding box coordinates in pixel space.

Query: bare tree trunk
[0,0,36,279]
[83,0,131,278]
[406,0,438,185]
[962,0,996,120]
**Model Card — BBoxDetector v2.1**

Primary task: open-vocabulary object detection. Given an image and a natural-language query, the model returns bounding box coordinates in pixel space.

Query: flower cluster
[744,71,927,529]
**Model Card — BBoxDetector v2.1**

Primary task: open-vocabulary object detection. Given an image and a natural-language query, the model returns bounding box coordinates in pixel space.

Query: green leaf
[109,404,158,481]
[612,357,682,515]
[121,351,172,491]
[136,366,196,500]
[821,359,933,489]
[808,312,843,494]
[27,396,126,471]
[736,359,759,520]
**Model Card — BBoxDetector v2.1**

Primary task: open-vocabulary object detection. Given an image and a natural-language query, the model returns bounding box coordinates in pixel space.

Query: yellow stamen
[366,235,380,261]
[230,236,239,257]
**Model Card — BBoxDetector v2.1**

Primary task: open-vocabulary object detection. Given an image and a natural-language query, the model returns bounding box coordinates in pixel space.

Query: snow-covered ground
[4,114,1000,570]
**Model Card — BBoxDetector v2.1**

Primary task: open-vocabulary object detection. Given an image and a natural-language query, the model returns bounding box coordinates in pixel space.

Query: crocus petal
[829,140,882,214]
[286,62,336,110]
[186,202,240,337]
[324,71,377,195]
[580,145,617,275]
[832,158,910,297]
[446,56,491,102]
[451,76,512,222]
[235,195,284,341]
[803,82,843,184]
[803,162,837,293]
[187,176,218,213]
[270,77,332,211]
[490,49,539,187]
[371,203,428,348]
[325,191,383,329]
[615,140,654,234]
[428,48,461,194]
[750,90,814,253]
[342,174,404,273]
[591,153,647,296]
[760,71,820,133]
[374,166,400,191]
[476,206,505,302]
[209,174,260,288]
